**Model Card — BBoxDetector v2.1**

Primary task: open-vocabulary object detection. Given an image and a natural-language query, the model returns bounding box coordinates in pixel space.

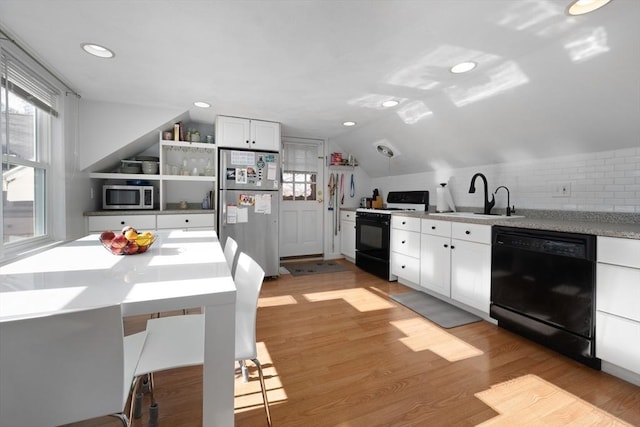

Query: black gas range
[355,191,429,280]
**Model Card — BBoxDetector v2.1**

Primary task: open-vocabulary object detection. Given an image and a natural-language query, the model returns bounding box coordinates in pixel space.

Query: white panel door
[279,139,323,257]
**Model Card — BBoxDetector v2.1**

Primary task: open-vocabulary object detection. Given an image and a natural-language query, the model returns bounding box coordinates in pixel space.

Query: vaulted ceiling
[1,0,638,177]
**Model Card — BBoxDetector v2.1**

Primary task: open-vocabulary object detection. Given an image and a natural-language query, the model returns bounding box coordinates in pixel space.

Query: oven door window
[356,217,390,258]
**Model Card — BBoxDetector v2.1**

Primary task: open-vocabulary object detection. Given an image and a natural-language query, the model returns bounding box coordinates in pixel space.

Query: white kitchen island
[0,229,236,427]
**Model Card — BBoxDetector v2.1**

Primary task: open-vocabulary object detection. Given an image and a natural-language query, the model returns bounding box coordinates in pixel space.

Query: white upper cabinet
[215,116,281,151]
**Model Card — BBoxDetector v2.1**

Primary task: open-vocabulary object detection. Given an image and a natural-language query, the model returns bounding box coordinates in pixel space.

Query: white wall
[371,147,640,214]
[78,100,184,170]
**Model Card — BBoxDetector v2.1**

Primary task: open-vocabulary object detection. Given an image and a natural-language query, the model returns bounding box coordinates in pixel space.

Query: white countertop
[0,229,235,320]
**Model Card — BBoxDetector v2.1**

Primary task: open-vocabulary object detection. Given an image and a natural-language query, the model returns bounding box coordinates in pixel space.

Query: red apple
[100,230,115,246]
[110,234,129,249]
[137,245,148,254]
[124,241,139,255]
[110,246,124,255]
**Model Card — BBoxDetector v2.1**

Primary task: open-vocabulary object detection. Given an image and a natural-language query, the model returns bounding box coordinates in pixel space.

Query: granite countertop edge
[394,211,640,240]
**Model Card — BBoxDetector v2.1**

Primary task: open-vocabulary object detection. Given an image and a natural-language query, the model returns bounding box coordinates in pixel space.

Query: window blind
[283,142,318,173]
[1,48,59,117]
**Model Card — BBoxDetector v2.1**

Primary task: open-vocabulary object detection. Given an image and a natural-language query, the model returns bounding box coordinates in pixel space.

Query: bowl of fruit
[99,226,156,255]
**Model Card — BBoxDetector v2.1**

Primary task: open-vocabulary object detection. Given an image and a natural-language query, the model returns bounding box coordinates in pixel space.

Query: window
[1,48,58,248]
[282,142,318,201]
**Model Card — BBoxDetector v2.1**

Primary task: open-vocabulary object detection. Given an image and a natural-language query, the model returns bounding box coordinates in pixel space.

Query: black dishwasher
[491,226,600,369]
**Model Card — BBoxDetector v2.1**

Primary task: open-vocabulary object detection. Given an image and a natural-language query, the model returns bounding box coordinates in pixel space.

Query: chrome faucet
[494,185,514,216]
[468,173,495,215]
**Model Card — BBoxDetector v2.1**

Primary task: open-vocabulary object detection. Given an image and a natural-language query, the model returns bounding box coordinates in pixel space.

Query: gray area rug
[390,291,482,329]
[282,261,349,276]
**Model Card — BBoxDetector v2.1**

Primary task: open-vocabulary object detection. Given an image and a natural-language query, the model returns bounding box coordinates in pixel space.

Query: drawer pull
[401,265,406,269]
[402,240,406,244]
[431,226,436,230]
[185,219,189,223]
[402,221,406,225]
[120,221,125,225]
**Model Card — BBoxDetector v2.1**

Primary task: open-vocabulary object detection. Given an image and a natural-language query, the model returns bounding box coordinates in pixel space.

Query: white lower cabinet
[87,214,156,232]
[340,211,356,261]
[156,213,215,230]
[596,236,640,376]
[596,312,640,375]
[391,215,421,284]
[420,220,452,297]
[450,237,491,313]
[420,219,491,314]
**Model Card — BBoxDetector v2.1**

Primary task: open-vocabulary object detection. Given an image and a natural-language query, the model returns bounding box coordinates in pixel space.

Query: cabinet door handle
[431,226,436,230]
[444,244,448,248]
[251,140,256,144]
[451,245,455,249]
[401,240,406,244]
[465,230,471,235]
[245,140,250,144]
[401,265,406,269]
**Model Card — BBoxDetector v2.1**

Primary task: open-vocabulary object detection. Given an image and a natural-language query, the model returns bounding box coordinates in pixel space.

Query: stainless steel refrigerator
[218,148,280,277]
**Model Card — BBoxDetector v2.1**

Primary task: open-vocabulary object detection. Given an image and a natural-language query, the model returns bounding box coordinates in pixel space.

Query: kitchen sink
[429,212,524,219]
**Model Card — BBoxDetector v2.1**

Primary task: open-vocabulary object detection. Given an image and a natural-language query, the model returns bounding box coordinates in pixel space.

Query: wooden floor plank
[65,260,639,426]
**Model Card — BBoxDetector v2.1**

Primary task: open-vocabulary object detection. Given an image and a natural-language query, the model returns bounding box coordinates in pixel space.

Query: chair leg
[109,413,130,427]
[251,358,272,427]
[240,359,249,383]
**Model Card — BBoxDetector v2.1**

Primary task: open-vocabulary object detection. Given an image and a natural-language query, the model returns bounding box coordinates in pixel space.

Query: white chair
[0,304,147,427]
[136,251,272,426]
[223,235,239,274]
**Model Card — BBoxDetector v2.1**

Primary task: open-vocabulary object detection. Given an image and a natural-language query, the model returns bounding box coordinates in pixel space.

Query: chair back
[0,305,126,427]
[234,252,265,360]
[223,236,239,274]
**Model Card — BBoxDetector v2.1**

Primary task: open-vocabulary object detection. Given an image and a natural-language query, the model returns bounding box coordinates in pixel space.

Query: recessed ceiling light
[343,121,357,127]
[450,61,477,74]
[382,100,399,108]
[81,43,115,59]
[567,0,611,15]
[193,101,211,108]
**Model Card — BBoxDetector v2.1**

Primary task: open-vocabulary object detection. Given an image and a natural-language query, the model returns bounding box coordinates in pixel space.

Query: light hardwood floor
[70,260,639,426]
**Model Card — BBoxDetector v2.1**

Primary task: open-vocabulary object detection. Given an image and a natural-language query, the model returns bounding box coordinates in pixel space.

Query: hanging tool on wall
[335,173,340,236]
[328,173,335,211]
[350,173,355,198]
[340,173,345,205]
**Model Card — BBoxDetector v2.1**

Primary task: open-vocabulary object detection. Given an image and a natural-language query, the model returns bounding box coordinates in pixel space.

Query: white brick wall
[372,147,640,213]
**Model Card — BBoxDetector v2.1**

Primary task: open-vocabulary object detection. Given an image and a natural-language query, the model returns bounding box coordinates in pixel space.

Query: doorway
[279,138,324,258]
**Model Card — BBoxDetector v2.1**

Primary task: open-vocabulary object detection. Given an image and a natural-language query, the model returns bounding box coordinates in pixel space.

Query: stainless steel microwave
[103,185,154,210]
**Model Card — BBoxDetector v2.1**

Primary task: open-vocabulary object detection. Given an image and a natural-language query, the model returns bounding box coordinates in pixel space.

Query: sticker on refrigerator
[236,207,249,223]
[267,163,277,180]
[236,168,247,184]
[255,194,272,214]
[226,168,236,180]
[247,167,257,179]
[226,205,237,224]
[239,194,255,206]
[231,151,256,166]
